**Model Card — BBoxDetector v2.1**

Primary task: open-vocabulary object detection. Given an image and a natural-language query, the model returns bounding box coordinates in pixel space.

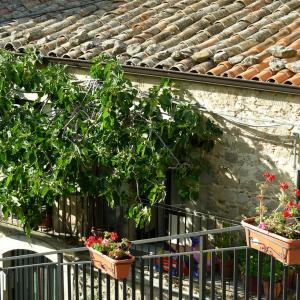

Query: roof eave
[43,56,300,96]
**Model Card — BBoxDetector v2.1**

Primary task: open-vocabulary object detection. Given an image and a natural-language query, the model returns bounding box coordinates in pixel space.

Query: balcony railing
[0,198,239,241]
[0,225,299,300]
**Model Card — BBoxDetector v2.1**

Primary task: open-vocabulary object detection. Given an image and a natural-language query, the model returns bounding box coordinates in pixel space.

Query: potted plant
[38,205,52,231]
[211,231,244,280]
[85,230,135,280]
[241,171,300,265]
[239,249,283,299]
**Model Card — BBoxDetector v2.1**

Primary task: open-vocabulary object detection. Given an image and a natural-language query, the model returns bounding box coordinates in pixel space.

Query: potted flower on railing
[85,231,135,280]
[239,249,283,299]
[241,172,300,265]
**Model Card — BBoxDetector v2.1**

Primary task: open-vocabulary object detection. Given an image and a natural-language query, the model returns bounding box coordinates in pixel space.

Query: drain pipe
[297,170,300,202]
[292,127,300,202]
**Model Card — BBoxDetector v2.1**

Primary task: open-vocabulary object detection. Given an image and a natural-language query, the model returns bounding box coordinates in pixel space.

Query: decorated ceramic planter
[241,217,300,265]
[88,247,135,280]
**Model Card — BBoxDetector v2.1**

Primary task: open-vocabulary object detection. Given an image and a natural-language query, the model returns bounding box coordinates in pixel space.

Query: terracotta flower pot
[241,275,258,295]
[216,256,234,280]
[262,280,282,300]
[241,217,300,265]
[39,214,52,229]
[88,247,135,280]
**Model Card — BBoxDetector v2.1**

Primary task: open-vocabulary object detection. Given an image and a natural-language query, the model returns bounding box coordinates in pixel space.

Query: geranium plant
[255,171,300,239]
[85,231,132,260]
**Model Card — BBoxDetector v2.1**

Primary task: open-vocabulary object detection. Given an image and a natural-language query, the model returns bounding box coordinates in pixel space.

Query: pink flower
[256,194,264,201]
[279,182,289,190]
[102,239,109,246]
[258,222,267,230]
[110,232,118,241]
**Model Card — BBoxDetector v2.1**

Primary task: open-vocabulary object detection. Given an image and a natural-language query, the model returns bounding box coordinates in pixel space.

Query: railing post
[245,249,250,300]
[282,265,288,300]
[210,252,215,300]
[188,254,194,300]
[257,252,263,299]
[199,235,207,300]
[57,253,64,300]
[233,250,238,300]
[131,263,135,300]
[296,266,300,300]
[269,257,275,300]
[221,252,226,300]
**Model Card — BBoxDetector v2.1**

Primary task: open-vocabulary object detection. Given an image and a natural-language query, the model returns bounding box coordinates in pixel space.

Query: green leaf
[5,173,13,188]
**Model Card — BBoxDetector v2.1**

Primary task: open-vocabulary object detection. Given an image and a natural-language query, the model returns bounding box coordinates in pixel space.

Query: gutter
[43,56,300,96]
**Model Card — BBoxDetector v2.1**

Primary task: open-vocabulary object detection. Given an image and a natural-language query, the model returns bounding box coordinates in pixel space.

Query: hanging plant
[0,51,222,235]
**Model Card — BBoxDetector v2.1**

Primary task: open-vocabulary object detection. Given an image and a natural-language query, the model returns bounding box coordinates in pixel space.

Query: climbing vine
[0,51,222,234]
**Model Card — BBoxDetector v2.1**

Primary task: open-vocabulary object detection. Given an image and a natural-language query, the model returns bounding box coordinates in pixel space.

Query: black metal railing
[0,198,239,241]
[0,225,299,300]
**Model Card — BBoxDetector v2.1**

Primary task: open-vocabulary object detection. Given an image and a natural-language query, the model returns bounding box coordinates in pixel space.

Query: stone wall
[70,67,300,222]
[184,82,299,220]
[126,74,300,221]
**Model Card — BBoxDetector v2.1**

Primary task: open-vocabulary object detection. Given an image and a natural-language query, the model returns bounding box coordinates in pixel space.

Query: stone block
[269,58,287,72]
[267,45,297,58]
[286,61,300,73]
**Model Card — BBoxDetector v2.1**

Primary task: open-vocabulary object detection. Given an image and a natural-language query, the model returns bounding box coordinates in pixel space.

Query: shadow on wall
[178,85,298,221]
[52,195,139,240]
[49,78,299,236]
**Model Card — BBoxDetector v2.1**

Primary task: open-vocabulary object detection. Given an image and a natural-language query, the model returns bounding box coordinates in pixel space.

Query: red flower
[287,201,296,208]
[110,232,118,241]
[294,189,300,197]
[263,172,275,182]
[283,209,291,219]
[297,202,300,210]
[97,237,103,244]
[279,182,289,190]
[86,236,97,247]
[267,175,275,182]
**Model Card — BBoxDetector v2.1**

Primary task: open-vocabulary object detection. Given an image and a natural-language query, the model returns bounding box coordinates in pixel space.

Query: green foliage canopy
[0,51,222,234]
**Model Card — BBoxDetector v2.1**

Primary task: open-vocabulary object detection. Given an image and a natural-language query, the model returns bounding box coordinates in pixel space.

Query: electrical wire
[74,78,299,130]
[18,77,298,131]
[142,202,240,225]
[198,105,299,129]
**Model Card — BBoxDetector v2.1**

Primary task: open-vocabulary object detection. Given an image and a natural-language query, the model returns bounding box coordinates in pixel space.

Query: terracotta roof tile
[206,61,231,76]
[252,69,275,82]
[1,0,300,86]
[223,64,248,77]
[268,69,295,84]
[236,62,268,80]
[190,61,215,74]
[284,74,300,85]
